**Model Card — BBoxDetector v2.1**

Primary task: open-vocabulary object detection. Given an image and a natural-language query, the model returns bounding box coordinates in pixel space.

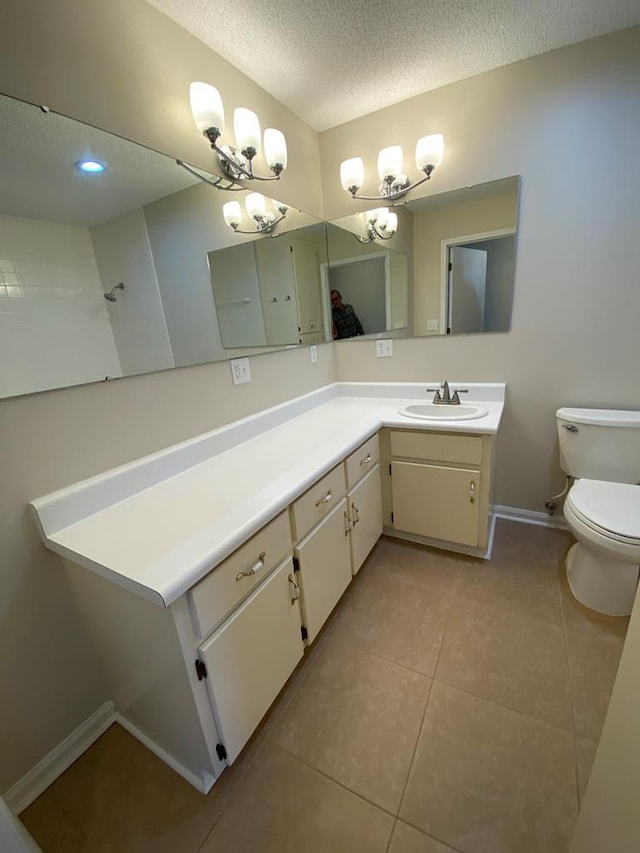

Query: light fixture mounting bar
[230,211,287,235]
[176,159,246,191]
[204,128,283,183]
[348,167,435,202]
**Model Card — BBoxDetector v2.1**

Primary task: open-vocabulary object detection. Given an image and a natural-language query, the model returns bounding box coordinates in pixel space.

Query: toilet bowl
[563,479,640,616]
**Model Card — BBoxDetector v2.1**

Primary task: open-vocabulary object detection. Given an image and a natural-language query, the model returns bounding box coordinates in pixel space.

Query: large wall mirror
[0,92,324,398]
[327,175,519,340]
[0,90,520,399]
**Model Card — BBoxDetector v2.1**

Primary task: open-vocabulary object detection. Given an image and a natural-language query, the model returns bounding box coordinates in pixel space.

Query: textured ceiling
[146,0,640,131]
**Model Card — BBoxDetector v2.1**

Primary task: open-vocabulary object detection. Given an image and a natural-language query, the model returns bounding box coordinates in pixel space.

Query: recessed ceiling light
[76,160,106,173]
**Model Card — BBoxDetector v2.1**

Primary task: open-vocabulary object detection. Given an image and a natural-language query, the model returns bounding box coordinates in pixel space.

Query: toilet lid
[568,479,640,543]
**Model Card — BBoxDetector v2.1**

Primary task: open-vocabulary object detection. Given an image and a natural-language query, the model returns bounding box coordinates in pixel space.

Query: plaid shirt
[332,304,364,339]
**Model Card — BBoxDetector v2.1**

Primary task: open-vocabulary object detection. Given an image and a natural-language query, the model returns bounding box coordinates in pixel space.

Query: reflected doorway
[442,229,516,334]
[321,253,390,338]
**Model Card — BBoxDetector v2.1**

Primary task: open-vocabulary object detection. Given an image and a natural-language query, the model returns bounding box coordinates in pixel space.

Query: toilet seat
[567,479,640,546]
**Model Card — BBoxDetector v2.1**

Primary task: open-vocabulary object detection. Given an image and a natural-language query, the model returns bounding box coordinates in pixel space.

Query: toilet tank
[557,407,640,483]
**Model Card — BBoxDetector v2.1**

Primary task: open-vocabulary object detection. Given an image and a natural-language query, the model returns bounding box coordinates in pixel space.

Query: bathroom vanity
[30,382,504,794]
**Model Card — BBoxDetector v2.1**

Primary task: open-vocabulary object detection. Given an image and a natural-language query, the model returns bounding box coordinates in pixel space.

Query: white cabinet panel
[392,461,480,547]
[345,434,380,489]
[198,557,303,765]
[348,464,383,574]
[295,499,352,643]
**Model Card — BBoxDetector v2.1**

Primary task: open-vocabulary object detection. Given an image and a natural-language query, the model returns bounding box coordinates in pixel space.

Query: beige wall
[0,0,333,793]
[322,26,640,513]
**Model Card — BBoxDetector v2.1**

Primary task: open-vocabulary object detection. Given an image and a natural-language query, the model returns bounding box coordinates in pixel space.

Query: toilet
[557,407,640,616]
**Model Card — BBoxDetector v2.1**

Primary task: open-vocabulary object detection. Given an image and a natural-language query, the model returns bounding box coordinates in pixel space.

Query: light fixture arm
[347,165,435,202]
[356,223,396,244]
[203,127,284,183]
[229,209,287,236]
[176,159,246,191]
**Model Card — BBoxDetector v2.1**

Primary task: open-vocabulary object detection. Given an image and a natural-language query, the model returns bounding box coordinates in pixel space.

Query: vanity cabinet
[388,429,493,552]
[344,434,383,574]
[198,557,304,764]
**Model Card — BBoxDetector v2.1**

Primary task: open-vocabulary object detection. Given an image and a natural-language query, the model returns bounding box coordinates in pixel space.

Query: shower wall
[0,215,121,397]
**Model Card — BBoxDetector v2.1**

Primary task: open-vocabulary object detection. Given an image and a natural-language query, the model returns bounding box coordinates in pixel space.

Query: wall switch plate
[230,357,251,385]
[310,345,318,364]
[376,339,394,358]
[427,319,439,331]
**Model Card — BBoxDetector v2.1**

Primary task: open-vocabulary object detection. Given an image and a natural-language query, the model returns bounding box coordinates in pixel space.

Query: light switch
[230,357,251,385]
[376,339,394,358]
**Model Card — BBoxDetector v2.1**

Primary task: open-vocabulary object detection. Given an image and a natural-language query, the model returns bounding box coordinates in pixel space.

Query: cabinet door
[392,461,480,546]
[295,499,352,643]
[348,464,383,575]
[198,557,303,765]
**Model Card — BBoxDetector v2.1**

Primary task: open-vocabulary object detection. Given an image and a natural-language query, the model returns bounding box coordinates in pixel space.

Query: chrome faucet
[426,380,469,405]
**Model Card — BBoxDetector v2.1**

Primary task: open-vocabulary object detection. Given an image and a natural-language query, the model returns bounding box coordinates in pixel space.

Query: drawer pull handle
[352,502,360,525]
[288,574,300,604]
[315,489,333,507]
[235,551,266,581]
[469,481,476,505]
[360,453,372,466]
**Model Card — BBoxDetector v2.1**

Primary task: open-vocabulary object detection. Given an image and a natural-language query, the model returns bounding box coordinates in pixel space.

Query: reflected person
[331,290,364,339]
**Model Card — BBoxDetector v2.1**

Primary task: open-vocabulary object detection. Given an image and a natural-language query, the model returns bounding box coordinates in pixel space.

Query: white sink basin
[399,403,489,421]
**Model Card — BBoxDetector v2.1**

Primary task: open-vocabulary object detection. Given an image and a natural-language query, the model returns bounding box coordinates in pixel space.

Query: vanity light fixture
[340,134,444,202]
[190,82,288,189]
[223,193,288,235]
[356,208,398,243]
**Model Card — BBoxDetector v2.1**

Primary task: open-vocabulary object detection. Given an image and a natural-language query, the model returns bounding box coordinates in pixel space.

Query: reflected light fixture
[76,159,106,173]
[223,193,288,235]
[190,82,288,189]
[356,208,398,243]
[340,134,444,202]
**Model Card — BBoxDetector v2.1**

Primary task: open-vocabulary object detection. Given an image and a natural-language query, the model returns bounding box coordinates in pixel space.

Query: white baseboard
[494,504,568,529]
[3,701,115,815]
[3,702,216,815]
[113,713,215,795]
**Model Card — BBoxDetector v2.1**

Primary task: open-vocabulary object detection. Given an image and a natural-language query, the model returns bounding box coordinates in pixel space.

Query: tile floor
[21,520,629,853]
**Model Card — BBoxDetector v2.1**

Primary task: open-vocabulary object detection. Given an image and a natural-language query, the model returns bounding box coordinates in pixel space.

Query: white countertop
[30,382,506,607]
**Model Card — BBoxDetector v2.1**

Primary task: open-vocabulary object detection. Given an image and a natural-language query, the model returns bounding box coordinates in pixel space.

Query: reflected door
[448,246,487,334]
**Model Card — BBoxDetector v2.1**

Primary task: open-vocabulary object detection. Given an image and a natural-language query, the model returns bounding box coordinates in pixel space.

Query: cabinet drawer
[345,434,380,489]
[291,463,346,541]
[190,510,292,638]
[390,430,481,465]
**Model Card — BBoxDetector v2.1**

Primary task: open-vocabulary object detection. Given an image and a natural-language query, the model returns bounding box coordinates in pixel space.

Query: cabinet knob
[469,481,476,505]
[235,551,266,581]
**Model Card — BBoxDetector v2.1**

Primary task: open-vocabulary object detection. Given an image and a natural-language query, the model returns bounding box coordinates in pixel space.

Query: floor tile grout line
[384,818,397,853]
[398,814,467,853]
[430,675,577,737]
[266,739,401,820]
[394,677,434,823]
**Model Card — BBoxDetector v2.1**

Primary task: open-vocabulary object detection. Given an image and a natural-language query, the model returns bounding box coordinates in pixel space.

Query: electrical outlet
[376,339,394,358]
[230,357,251,385]
[427,319,439,331]
[310,345,318,363]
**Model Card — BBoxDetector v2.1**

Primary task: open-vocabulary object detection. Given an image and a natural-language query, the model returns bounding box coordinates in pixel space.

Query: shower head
[104,282,125,302]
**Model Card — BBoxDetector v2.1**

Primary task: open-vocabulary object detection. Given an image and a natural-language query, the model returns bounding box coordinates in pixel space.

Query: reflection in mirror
[0,92,319,399]
[325,211,412,339]
[207,219,327,348]
[328,176,519,340]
